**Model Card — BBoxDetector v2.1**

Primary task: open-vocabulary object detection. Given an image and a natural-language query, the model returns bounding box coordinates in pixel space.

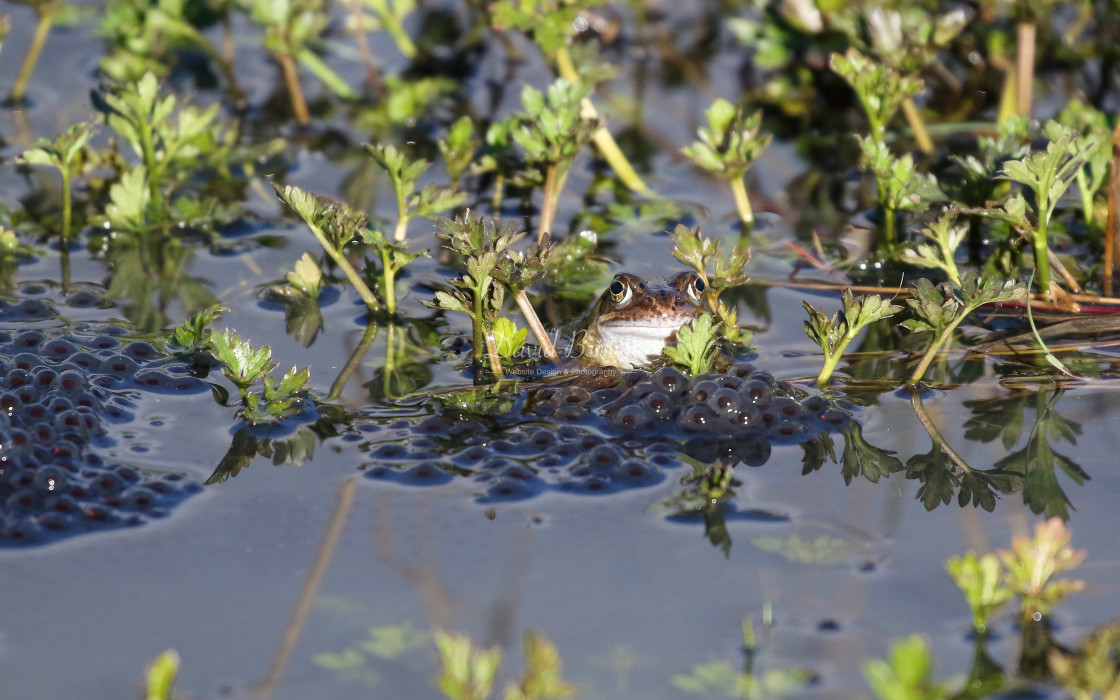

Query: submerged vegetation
[4,0,1120,696]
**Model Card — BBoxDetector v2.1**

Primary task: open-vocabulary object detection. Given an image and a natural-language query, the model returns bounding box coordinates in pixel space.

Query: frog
[575,271,707,369]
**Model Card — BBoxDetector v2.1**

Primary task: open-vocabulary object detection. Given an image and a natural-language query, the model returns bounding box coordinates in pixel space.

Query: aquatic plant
[274,184,382,313]
[681,99,772,229]
[662,313,718,376]
[900,210,966,285]
[434,630,576,700]
[997,121,1096,299]
[98,72,238,234]
[15,122,97,243]
[803,290,902,388]
[210,328,311,424]
[509,79,598,242]
[491,0,651,196]
[863,636,953,700]
[945,552,1012,634]
[830,47,926,244]
[902,274,1025,387]
[423,214,522,365]
[143,649,180,700]
[247,0,356,125]
[669,225,752,341]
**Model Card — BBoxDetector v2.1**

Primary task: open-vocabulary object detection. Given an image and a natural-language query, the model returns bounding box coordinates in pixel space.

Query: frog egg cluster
[603,364,850,441]
[359,417,676,502]
[355,365,853,502]
[0,321,206,547]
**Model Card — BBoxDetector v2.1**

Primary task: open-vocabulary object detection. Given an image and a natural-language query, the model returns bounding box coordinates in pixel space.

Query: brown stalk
[1105,121,1120,296]
[276,52,310,127]
[1015,22,1036,116]
[514,290,558,362]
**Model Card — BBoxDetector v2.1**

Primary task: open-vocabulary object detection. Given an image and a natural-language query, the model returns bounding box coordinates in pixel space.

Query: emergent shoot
[669,224,752,342]
[682,99,772,228]
[903,273,1026,387]
[804,290,902,388]
[663,313,719,376]
[16,121,97,242]
[365,143,465,243]
[999,121,1095,298]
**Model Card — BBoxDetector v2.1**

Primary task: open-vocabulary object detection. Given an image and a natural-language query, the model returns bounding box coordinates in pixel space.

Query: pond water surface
[1,3,1119,699]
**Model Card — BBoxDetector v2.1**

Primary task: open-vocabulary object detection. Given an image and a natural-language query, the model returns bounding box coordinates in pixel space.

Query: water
[1,3,1119,698]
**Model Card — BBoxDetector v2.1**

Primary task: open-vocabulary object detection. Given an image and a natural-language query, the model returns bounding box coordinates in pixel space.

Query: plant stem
[1106,121,1120,296]
[908,309,972,387]
[379,248,396,315]
[882,205,897,247]
[729,177,754,228]
[1034,193,1054,299]
[393,214,409,243]
[910,391,973,473]
[901,97,934,154]
[814,325,862,388]
[514,290,557,362]
[348,0,384,94]
[554,46,652,196]
[297,48,359,100]
[306,221,381,312]
[539,163,558,244]
[9,8,54,103]
[327,323,378,400]
[136,118,165,213]
[471,287,486,362]
[483,332,504,379]
[60,166,72,243]
[277,52,310,127]
[1016,21,1036,116]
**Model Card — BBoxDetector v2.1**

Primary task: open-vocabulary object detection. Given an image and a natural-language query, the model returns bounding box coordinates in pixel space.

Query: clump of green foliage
[210,328,311,424]
[434,629,576,700]
[423,214,523,365]
[16,122,97,242]
[804,290,902,388]
[830,47,928,244]
[663,314,718,376]
[902,273,1025,386]
[98,72,237,235]
[682,99,772,228]
[669,224,752,342]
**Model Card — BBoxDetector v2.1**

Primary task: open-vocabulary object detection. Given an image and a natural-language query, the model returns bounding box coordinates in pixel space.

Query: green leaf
[491,316,527,357]
[663,313,719,375]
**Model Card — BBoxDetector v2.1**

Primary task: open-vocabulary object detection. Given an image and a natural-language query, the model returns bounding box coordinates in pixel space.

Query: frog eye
[688,276,706,303]
[609,278,632,305]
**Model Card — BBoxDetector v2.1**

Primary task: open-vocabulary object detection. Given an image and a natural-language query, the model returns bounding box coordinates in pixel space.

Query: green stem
[60,166,72,243]
[1035,195,1053,298]
[908,308,973,387]
[297,48,359,100]
[1075,168,1095,232]
[814,326,861,388]
[554,46,652,196]
[882,205,897,247]
[307,221,381,313]
[379,248,396,315]
[372,3,416,59]
[471,285,486,362]
[729,177,754,228]
[9,8,54,103]
[136,119,165,213]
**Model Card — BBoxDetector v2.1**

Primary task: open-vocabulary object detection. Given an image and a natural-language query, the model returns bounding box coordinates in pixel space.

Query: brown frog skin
[576,271,706,368]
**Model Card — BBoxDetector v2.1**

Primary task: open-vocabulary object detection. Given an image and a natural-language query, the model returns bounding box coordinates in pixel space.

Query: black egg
[690,380,720,404]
